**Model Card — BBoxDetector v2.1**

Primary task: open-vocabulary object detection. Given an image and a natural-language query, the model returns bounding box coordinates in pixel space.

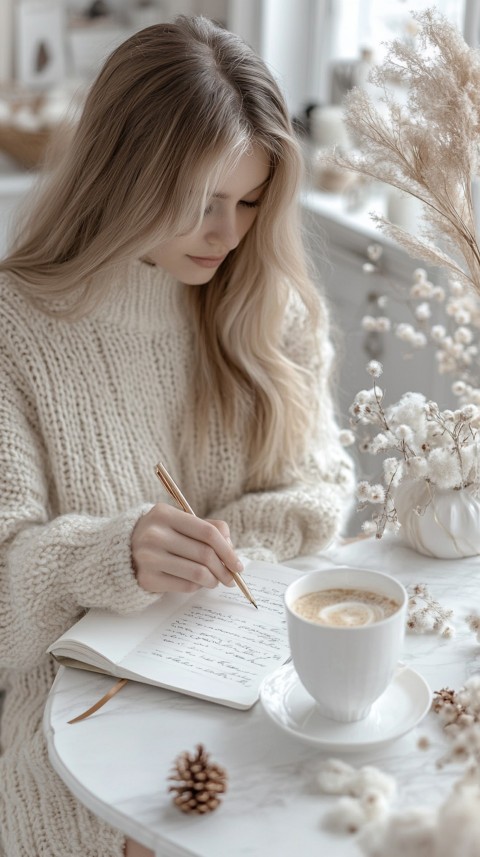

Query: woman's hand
[131,503,243,594]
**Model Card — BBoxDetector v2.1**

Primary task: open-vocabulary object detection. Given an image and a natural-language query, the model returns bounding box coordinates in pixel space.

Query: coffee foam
[292,587,399,627]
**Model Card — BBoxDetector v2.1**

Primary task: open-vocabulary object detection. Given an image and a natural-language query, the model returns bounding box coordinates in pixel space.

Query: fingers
[131,503,242,595]
[207,518,231,542]
[134,564,203,595]
[173,512,242,576]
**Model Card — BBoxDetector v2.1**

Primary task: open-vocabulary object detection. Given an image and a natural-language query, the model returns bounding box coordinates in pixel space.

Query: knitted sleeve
[0,350,158,670]
[208,294,355,562]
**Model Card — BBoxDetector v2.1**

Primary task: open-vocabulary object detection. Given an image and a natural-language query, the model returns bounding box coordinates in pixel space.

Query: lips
[187,255,226,268]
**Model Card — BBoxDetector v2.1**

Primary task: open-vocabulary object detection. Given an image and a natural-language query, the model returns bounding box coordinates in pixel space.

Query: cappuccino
[292,587,400,627]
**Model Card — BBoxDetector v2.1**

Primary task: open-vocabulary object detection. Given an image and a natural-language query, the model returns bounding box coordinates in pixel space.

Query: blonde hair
[1,15,327,490]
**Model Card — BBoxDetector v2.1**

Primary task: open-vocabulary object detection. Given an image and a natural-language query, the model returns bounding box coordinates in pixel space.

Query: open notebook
[48,560,303,710]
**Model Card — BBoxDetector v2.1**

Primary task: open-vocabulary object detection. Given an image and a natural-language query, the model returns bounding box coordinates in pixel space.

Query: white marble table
[44,537,480,856]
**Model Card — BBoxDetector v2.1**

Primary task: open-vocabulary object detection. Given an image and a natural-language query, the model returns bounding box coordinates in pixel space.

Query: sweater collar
[93,258,190,332]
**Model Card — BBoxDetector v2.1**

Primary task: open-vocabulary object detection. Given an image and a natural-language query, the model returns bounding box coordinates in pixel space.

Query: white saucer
[259,662,432,752]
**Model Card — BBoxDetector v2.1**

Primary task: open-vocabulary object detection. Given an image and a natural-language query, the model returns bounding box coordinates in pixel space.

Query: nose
[206,211,240,252]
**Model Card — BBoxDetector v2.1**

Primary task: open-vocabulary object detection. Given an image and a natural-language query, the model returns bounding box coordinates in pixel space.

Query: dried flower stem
[407,583,454,637]
[328,9,480,293]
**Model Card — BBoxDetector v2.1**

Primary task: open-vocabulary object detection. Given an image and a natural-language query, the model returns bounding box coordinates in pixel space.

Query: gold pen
[154,462,258,608]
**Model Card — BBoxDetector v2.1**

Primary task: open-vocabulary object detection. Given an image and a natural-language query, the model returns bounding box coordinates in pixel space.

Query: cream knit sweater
[0,259,354,856]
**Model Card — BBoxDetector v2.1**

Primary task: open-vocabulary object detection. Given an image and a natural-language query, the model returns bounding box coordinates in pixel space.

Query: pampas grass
[329,8,480,294]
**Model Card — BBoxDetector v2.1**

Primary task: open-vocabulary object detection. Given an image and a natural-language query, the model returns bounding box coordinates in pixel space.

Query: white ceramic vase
[394,481,480,559]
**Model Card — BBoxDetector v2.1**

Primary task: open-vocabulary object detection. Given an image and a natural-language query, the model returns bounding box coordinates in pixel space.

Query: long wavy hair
[1,15,328,490]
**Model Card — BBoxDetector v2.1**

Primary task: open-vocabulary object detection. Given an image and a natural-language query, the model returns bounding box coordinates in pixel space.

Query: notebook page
[118,562,299,706]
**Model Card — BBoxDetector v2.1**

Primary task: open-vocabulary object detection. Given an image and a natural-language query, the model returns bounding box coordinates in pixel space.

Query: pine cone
[168,744,227,814]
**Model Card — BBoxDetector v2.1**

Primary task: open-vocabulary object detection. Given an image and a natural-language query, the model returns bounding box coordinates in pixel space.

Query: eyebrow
[212,178,269,200]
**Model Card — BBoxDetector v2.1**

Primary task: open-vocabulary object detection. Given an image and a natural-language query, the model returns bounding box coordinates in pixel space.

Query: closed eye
[203,198,261,217]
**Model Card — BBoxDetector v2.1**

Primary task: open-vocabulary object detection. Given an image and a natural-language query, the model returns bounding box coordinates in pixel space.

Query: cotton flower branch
[432,677,480,768]
[407,583,455,638]
[316,754,480,856]
[345,357,480,538]
[317,679,480,855]
[465,611,480,641]
[328,8,480,294]
[364,262,480,395]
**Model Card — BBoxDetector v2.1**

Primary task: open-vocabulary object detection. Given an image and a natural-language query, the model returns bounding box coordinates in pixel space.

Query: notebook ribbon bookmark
[68,678,128,724]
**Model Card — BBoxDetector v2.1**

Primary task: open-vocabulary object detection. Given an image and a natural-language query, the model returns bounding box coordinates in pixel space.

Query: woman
[0,15,354,857]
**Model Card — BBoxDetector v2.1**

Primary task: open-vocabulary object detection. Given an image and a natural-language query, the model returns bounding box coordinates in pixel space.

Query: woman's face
[147,144,270,284]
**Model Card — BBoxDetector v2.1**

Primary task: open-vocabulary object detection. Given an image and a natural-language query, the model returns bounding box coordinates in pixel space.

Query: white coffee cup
[284,566,407,722]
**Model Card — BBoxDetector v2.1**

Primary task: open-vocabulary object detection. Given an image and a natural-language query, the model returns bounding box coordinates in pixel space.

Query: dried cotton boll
[339,429,356,446]
[449,279,465,297]
[369,433,393,453]
[323,796,368,834]
[357,807,437,857]
[356,817,390,856]
[352,403,374,424]
[396,322,417,343]
[459,404,478,421]
[415,302,432,320]
[395,424,414,443]
[414,268,428,283]
[455,309,471,325]
[322,788,389,834]
[362,315,378,331]
[465,612,480,642]
[352,389,375,405]
[454,326,473,344]
[410,280,434,298]
[410,283,430,299]
[435,787,480,857]
[457,677,480,713]
[461,448,480,485]
[366,360,383,378]
[383,457,403,484]
[441,625,455,639]
[318,759,397,809]
[350,766,397,801]
[427,448,462,489]
[412,332,428,347]
[357,481,373,501]
[368,484,386,503]
[431,324,447,342]
[404,456,429,480]
[360,790,391,821]
[388,392,427,427]
[375,317,391,332]
[407,610,433,633]
[439,724,480,765]
[316,758,356,794]
[359,436,372,453]
[432,286,446,301]
[361,315,391,332]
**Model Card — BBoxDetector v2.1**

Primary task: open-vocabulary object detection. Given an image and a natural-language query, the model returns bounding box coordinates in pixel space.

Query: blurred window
[330,0,465,63]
